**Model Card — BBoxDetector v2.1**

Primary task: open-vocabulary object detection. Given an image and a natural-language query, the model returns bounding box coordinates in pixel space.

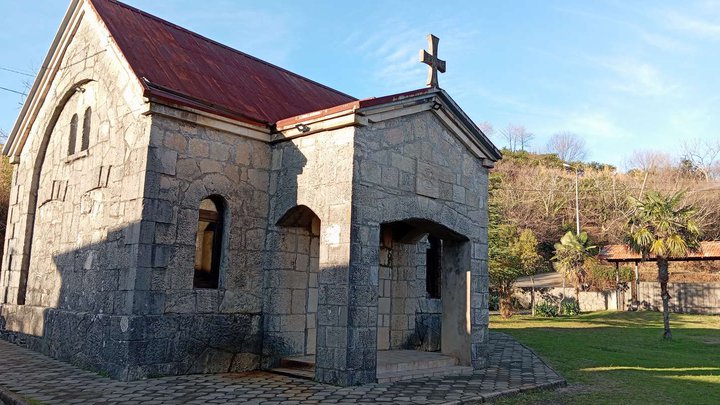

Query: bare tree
[625,150,672,173]
[547,131,587,162]
[500,124,534,152]
[681,138,720,181]
[477,121,494,138]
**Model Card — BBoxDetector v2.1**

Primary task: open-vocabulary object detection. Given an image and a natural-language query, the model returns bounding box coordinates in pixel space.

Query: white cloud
[564,112,629,139]
[598,58,680,97]
[662,12,720,40]
[637,30,692,52]
[346,20,482,93]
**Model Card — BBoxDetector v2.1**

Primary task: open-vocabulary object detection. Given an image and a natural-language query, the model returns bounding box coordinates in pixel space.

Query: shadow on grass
[494,311,719,330]
[489,312,720,403]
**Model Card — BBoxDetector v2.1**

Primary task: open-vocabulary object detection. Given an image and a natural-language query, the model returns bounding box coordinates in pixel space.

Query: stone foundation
[0,304,262,380]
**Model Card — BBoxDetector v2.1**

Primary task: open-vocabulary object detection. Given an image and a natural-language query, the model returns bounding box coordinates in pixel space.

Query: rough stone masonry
[0,0,501,386]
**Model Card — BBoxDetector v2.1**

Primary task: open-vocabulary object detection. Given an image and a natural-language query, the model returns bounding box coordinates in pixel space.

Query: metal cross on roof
[419,34,446,88]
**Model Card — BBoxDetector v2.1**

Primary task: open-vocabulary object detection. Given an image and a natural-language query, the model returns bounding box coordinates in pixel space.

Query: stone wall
[339,110,490,385]
[377,235,441,352]
[0,3,151,378]
[637,282,720,314]
[513,288,623,312]
[515,282,720,314]
[264,127,355,372]
[114,111,272,378]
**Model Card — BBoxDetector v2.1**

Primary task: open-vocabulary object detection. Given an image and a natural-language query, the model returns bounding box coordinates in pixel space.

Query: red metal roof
[601,241,720,262]
[275,88,435,127]
[89,0,356,126]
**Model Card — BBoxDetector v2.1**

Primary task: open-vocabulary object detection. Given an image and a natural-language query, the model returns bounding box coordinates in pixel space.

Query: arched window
[193,197,224,289]
[68,113,78,155]
[81,107,91,151]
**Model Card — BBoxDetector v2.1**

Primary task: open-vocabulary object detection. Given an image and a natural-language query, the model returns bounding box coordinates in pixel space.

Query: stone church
[0,0,500,386]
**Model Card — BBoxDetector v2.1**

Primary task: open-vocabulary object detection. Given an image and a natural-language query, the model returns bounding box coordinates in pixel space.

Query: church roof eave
[435,89,502,162]
[275,88,502,163]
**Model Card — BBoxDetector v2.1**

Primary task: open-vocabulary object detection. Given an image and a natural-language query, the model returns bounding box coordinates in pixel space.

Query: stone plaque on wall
[416,161,439,199]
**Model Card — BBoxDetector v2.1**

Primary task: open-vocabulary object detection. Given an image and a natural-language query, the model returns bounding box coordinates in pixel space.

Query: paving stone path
[0,332,564,404]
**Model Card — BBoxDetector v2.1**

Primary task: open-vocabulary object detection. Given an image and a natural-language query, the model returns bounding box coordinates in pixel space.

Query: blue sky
[1,0,719,169]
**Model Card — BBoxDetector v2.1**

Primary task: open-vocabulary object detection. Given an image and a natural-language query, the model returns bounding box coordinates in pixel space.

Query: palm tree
[552,231,596,311]
[626,191,700,340]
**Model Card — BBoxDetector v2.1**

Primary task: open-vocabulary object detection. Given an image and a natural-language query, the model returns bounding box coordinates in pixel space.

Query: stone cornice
[273,90,501,164]
[145,101,271,142]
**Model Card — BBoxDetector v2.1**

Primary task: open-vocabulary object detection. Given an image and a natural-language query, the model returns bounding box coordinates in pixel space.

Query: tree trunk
[575,285,581,312]
[658,258,672,340]
[499,295,513,319]
[531,276,536,317]
[559,274,566,312]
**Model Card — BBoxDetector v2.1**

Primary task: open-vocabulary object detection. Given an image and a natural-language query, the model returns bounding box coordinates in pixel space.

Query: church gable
[2,0,153,312]
[3,0,148,163]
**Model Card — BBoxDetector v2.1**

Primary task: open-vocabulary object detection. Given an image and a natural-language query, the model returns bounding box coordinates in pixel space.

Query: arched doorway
[376,219,473,382]
[265,205,321,364]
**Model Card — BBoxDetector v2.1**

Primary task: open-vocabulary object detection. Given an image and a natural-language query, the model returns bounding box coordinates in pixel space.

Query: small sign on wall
[416,161,440,199]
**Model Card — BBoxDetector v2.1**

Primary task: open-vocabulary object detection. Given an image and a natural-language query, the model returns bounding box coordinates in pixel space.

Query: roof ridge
[93,0,356,101]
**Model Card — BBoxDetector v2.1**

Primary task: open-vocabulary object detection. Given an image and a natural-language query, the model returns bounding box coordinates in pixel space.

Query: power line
[0,66,35,77]
[491,186,720,194]
[0,86,27,96]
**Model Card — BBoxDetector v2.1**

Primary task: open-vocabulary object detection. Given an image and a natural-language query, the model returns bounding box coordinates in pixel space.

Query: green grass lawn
[490,311,720,405]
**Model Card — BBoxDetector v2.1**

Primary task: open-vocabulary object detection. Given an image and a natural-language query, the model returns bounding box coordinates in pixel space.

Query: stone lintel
[272,112,365,142]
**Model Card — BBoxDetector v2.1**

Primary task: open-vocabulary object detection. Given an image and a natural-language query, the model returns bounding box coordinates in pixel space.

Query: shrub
[535,301,558,317]
[585,263,634,291]
[489,293,499,311]
[0,152,11,257]
[561,298,580,316]
[500,297,513,319]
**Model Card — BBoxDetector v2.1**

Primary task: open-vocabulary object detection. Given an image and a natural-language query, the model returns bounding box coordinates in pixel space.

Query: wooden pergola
[600,241,720,308]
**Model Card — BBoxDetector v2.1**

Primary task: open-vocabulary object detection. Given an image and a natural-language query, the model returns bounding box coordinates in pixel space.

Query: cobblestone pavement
[0,332,564,404]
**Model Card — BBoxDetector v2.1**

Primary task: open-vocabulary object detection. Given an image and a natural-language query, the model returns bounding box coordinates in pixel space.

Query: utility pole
[563,163,581,235]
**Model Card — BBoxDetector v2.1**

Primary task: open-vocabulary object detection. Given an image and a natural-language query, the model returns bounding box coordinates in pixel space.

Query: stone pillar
[470,238,490,369]
[440,240,471,365]
[315,221,378,386]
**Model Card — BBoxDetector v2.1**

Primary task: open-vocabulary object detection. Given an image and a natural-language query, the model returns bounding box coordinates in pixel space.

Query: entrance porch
[273,350,472,383]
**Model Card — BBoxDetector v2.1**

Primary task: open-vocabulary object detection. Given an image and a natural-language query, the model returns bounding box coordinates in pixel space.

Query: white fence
[513,282,720,314]
[637,282,720,314]
[513,287,625,312]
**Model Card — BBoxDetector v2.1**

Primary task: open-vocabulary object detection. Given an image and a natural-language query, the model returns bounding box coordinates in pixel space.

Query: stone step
[269,367,315,380]
[376,350,458,374]
[279,355,315,370]
[274,351,470,383]
[376,365,473,384]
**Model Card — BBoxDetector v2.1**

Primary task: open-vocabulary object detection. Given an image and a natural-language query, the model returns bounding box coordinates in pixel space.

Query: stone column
[315,220,378,386]
[440,240,471,365]
[470,238,490,369]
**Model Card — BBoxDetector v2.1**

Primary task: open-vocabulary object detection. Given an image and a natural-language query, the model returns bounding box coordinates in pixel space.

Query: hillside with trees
[489,135,720,246]
[487,129,720,310]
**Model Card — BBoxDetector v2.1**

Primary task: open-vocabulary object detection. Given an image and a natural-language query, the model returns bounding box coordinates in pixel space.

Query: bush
[500,297,513,318]
[489,293,499,311]
[585,263,634,291]
[535,301,558,317]
[561,298,580,316]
